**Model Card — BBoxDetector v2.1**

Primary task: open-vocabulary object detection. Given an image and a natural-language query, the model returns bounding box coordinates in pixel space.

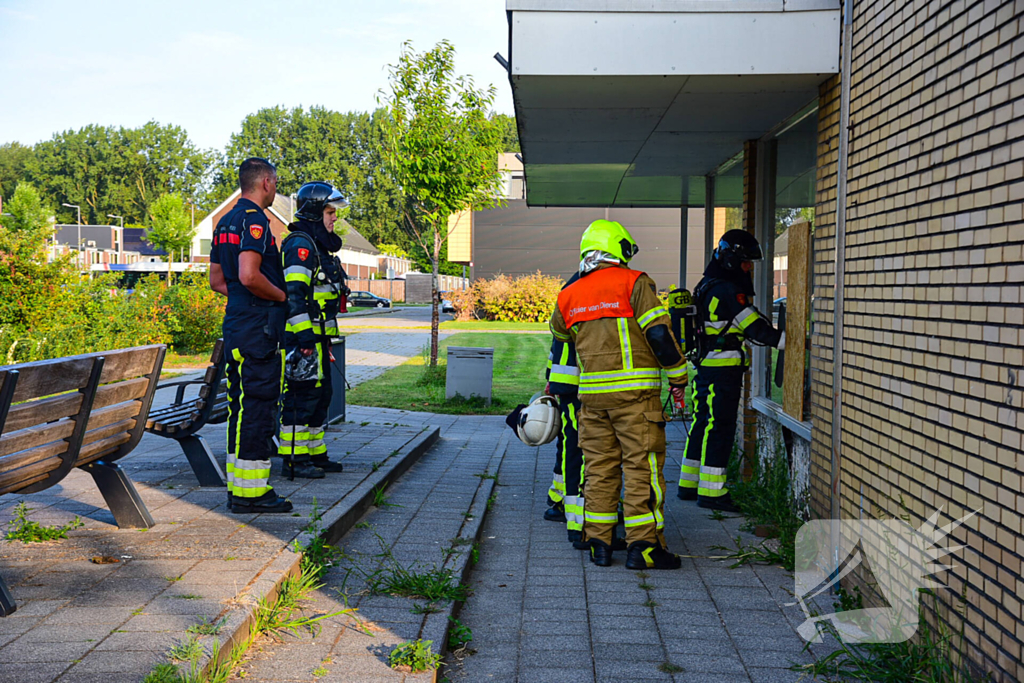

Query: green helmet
[579,220,639,263]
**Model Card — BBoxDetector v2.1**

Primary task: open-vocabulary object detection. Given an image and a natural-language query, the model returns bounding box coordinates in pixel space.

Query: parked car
[440,292,455,313]
[348,291,391,308]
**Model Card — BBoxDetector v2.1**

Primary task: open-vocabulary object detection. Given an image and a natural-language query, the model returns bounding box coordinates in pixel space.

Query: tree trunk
[430,227,441,367]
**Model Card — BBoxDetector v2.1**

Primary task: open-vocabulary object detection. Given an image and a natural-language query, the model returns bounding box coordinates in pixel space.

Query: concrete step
[233,416,510,683]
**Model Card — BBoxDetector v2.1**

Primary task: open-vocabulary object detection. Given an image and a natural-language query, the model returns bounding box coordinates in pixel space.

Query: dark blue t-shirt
[211,198,286,306]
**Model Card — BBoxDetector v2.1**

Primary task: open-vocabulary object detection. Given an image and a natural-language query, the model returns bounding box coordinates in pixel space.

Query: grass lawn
[347,332,550,415]
[164,350,213,368]
[439,320,549,332]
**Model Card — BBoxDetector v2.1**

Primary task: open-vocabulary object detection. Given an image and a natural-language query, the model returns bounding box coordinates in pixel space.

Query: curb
[340,307,398,318]
[198,426,442,677]
[419,431,511,682]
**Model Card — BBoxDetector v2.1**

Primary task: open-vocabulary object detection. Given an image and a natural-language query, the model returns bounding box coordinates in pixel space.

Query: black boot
[567,529,582,545]
[290,463,326,479]
[544,503,566,523]
[575,533,627,551]
[626,541,682,570]
[589,539,613,567]
[312,458,344,473]
[231,491,294,514]
[697,493,741,513]
[677,486,697,501]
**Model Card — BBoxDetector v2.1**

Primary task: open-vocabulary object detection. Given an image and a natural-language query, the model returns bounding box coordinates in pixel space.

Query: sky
[0,0,514,151]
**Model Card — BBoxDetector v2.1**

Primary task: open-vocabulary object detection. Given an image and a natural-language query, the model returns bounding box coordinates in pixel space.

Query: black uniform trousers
[280,339,333,465]
[557,395,585,532]
[682,365,744,500]
[224,306,285,501]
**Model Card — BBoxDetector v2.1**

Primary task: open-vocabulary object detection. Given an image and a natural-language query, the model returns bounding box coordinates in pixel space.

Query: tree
[146,193,194,278]
[27,122,213,225]
[1,183,52,239]
[219,106,406,249]
[0,143,34,202]
[490,113,520,153]
[379,40,506,366]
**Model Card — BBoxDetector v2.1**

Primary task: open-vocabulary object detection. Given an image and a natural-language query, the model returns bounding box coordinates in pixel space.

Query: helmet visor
[325,187,348,210]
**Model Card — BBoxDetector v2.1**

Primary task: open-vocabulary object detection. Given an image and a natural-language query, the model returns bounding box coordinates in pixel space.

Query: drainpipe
[832,0,854,522]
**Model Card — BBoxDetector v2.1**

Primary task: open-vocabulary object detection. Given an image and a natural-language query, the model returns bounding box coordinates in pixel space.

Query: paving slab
[229,414,509,683]
[0,420,438,682]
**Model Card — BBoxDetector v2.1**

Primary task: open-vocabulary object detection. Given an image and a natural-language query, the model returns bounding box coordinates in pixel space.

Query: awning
[507,0,841,207]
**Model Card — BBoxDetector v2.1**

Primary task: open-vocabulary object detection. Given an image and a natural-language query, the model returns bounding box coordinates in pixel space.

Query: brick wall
[810,2,1024,679]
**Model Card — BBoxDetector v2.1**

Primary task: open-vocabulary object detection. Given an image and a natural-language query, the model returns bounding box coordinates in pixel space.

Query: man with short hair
[209,158,293,514]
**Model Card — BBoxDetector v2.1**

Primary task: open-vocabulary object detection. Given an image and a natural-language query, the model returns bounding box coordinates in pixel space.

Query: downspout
[831,0,854,522]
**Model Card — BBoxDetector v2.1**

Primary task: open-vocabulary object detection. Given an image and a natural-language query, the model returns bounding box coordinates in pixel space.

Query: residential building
[506,1,1024,678]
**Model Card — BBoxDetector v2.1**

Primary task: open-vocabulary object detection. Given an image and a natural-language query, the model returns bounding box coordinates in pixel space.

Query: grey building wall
[472,201,706,291]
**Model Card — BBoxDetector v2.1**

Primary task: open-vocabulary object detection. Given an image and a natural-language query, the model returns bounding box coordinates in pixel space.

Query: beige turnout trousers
[579,393,668,547]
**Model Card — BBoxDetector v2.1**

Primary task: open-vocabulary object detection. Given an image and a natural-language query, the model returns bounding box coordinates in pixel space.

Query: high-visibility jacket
[549,265,687,410]
[693,277,781,368]
[281,221,348,348]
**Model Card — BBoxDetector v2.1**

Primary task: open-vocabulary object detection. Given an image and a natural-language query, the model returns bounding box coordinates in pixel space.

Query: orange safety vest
[558,267,643,328]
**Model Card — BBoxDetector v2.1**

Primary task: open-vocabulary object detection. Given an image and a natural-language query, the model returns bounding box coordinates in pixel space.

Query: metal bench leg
[83,461,155,529]
[179,435,226,487]
[0,573,16,616]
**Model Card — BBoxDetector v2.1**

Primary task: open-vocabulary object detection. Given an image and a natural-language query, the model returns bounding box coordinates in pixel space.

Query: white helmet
[516,394,559,447]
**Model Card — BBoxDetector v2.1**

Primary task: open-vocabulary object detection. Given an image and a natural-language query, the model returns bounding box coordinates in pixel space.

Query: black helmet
[294,182,347,221]
[714,229,763,271]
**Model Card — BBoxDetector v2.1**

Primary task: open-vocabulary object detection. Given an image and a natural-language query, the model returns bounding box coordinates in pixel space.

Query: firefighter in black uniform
[678,229,784,512]
[278,182,350,477]
[209,158,293,514]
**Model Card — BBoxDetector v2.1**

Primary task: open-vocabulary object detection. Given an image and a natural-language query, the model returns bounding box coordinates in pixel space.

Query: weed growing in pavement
[172,594,203,600]
[713,448,804,571]
[354,521,372,529]
[168,635,204,662]
[643,598,659,608]
[470,543,480,567]
[793,589,986,683]
[372,483,401,509]
[186,617,225,636]
[450,536,473,547]
[638,581,654,591]
[707,509,727,521]
[473,472,497,481]
[388,639,442,672]
[143,663,182,683]
[486,493,497,512]
[312,657,332,678]
[166,575,183,582]
[345,534,471,602]
[658,662,685,674]
[371,461,383,472]
[447,617,473,649]
[4,503,83,543]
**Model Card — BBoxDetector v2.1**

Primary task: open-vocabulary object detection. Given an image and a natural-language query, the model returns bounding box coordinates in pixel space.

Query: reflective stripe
[705,319,729,331]
[549,372,581,386]
[665,364,688,380]
[285,265,312,279]
[637,305,668,329]
[584,510,618,524]
[649,451,664,529]
[230,348,245,495]
[733,306,760,330]
[551,328,571,341]
[285,273,312,285]
[700,465,727,483]
[287,313,311,327]
[680,457,701,486]
[551,364,580,378]
[708,296,720,319]
[581,368,660,381]
[625,513,656,527]
[617,318,632,370]
[579,380,661,394]
[702,350,744,367]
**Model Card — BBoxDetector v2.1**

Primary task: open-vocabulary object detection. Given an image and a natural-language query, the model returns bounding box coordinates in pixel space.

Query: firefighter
[677,229,785,511]
[278,182,350,477]
[209,158,293,514]
[549,220,689,569]
[543,275,585,543]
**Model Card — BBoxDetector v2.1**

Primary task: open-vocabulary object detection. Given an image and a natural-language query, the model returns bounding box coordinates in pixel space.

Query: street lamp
[107,214,124,263]
[62,203,82,269]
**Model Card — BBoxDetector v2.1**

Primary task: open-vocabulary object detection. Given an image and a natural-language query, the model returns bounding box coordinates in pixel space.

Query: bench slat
[85,402,141,434]
[0,419,75,460]
[2,393,83,434]
[93,377,149,411]
[0,453,62,495]
[0,439,69,479]
[76,431,133,466]
[0,359,95,405]
[96,346,164,384]
[148,400,203,420]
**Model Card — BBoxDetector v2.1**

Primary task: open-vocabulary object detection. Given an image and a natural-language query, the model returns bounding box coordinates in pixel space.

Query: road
[339,306,453,386]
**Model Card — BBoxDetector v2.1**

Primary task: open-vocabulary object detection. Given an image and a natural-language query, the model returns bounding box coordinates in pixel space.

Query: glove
[300,346,316,357]
[777,332,786,351]
[669,385,687,403]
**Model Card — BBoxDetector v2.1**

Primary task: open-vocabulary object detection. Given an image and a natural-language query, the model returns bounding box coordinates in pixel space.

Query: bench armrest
[156,379,209,404]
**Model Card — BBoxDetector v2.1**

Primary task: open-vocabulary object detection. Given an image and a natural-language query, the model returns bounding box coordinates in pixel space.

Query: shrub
[163,272,224,354]
[452,272,562,323]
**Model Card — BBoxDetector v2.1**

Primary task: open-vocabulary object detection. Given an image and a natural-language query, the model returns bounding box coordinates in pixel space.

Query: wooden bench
[0,344,166,616]
[144,339,228,487]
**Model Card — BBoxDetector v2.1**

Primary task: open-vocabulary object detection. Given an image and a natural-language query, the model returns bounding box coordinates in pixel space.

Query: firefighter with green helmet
[549,220,689,569]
